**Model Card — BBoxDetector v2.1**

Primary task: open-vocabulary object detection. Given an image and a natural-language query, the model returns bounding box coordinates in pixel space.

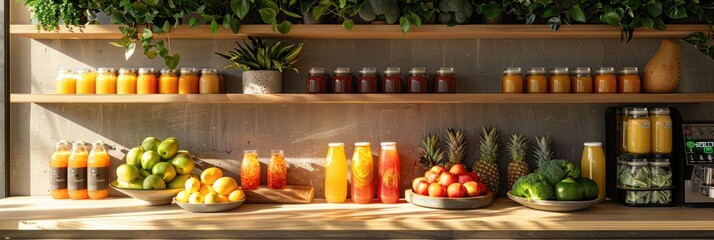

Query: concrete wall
[1,0,6,198]
[8,3,714,197]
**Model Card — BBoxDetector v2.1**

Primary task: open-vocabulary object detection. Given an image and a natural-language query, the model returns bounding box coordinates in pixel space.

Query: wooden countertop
[1,197,713,239]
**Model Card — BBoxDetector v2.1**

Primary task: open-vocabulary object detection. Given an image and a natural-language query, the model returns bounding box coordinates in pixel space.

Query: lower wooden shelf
[10,93,714,104]
[2,196,714,239]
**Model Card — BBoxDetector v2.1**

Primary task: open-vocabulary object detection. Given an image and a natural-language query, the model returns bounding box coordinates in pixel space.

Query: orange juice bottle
[199,68,220,94]
[137,68,158,94]
[96,68,117,94]
[88,141,110,200]
[50,141,71,199]
[117,68,137,94]
[267,150,287,190]
[68,141,89,200]
[351,142,374,204]
[76,68,96,94]
[159,69,179,94]
[178,68,199,94]
[325,143,347,203]
[56,68,76,94]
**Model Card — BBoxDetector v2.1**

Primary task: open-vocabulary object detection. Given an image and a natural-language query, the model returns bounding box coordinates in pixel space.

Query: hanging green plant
[399,0,435,34]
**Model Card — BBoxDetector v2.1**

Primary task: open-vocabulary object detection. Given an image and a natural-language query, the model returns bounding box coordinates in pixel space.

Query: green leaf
[189,17,199,27]
[141,0,158,6]
[647,2,662,17]
[570,6,586,23]
[601,11,622,27]
[165,54,180,70]
[230,18,242,34]
[125,42,136,60]
[666,5,687,19]
[231,0,251,19]
[313,5,328,21]
[109,41,128,48]
[399,17,410,34]
[282,9,302,19]
[223,14,232,28]
[342,19,354,30]
[210,20,219,35]
[145,49,158,59]
[259,8,278,23]
[142,28,153,39]
[339,0,346,8]
[641,18,654,29]
[277,20,291,34]
[162,21,170,33]
[653,18,666,31]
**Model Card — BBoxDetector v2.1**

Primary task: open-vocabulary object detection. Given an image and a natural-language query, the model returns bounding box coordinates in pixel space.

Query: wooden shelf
[10,24,710,40]
[9,93,714,104]
[2,197,714,239]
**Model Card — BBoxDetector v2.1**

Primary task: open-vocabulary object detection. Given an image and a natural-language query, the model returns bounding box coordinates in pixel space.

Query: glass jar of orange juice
[96,68,117,94]
[526,67,547,93]
[159,69,178,94]
[199,68,220,94]
[627,108,651,155]
[179,68,199,94]
[117,68,137,94]
[571,67,593,93]
[618,67,641,93]
[75,68,96,94]
[502,67,523,93]
[650,107,672,155]
[56,68,77,94]
[267,150,287,190]
[549,67,570,93]
[594,67,617,93]
[241,150,260,190]
[137,68,157,94]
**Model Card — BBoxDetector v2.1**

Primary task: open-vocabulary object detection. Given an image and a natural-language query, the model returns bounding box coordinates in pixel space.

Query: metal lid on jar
[118,68,135,74]
[201,68,218,74]
[270,150,284,155]
[97,67,116,73]
[384,67,401,75]
[503,67,521,75]
[328,143,345,147]
[359,67,377,75]
[549,67,569,75]
[572,67,591,75]
[57,68,75,74]
[92,140,105,147]
[618,67,639,75]
[334,67,351,74]
[380,142,397,146]
[309,67,325,74]
[72,140,87,146]
[138,68,156,74]
[584,142,602,147]
[409,67,426,75]
[160,68,176,74]
[436,67,454,75]
[180,67,197,74]
[355,142,370,147]
[76,68,96,74]
[650,107,670,115]
[649,158,671,167]
[526,67,546,76]
[595,67,615,75]
[628,107,649,116]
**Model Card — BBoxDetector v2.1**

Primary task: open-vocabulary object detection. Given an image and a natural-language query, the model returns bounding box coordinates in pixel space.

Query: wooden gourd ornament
[643,39,682,93]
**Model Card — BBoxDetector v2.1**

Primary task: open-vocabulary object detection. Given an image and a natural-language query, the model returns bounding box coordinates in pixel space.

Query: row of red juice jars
[306,67,456,93]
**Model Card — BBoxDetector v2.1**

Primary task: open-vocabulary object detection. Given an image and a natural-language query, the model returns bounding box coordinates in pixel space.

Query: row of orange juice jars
[56,67,225,94]
[501,67,642,94]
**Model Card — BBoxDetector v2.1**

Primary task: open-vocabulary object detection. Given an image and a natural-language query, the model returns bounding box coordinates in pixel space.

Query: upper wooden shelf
[10,24,710,40]
[10,93,714,104]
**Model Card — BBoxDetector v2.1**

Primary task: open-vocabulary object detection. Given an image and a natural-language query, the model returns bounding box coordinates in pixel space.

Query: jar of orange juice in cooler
[594,67,617,93]
[178,68,199,94]
[501,67,523,93]
[618,67,641,93]
[199,68,220,94]
[75,68,96,94]
[96,68,117,94]
[159,69,178,94]
[117,68,137,94]
[526,67,547,93]
[571,67,593,93]
[549,67,570,93]
[56,68,77,94]
[137,68,157,94]
[627,108,651,155]
[650,107,673,155]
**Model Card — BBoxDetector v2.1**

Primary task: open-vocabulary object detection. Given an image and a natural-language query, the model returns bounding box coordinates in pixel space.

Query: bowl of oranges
[174,167,247,213]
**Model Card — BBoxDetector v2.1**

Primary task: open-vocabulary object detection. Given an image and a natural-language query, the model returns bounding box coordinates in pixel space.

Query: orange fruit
[200,167,223,185]
[212,177,239,196]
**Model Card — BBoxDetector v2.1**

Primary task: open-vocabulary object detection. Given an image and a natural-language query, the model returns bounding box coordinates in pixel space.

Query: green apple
[168,174,191,189]
[141,150,161,170]
[170,152,195,174]
[143,175,167,190]
[141,137,161,152]
[126,147,145,168]
[116,164,139,182]
[128,178,145,189]
[152,162,177,182]
[157,137,179,160]
[139,168,151,178]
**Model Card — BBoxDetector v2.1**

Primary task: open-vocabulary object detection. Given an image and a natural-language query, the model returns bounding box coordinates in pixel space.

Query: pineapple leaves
[215,36,304,72]
[419,134,445,169]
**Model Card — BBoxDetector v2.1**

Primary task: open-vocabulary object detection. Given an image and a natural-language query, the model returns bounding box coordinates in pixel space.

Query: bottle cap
[355,142,370,147]
[436,67,454,75]
[504,67,522,75]
[384,67,401,75]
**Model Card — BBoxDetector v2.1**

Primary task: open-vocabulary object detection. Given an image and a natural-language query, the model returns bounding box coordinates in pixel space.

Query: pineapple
[507,134,530,190]
[472,126,501,195]
[444,128,467,170]
[419,134,445,169]
[533,135,555,168]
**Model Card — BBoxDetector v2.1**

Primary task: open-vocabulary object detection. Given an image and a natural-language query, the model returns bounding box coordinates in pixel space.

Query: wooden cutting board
[244,185,315,204]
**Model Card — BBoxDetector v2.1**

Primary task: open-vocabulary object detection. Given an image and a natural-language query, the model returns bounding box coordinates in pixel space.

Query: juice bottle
[88,141,110,200]
[306,67,328,94]
[178,68,199,94]
[159,69,178,94]
[617,67,641,93]
[351,142,374,204]
[117,68,137,94]
[76,68,97,94]
[581,142,605,202]
[378,142,400,204]
[549,67,570,93]
[594,67,617,93]
[571,67,593,93]
[526,67,547,93]
[325,143,347,203]
[408,67,428,93]
[382,67,402,93]
[199,68,220,94]
[50,141,70,199]
[650,107,673,155]
[68,141,89,200]
[502,67,523,93]
[357,67,378,93]
[56,68,76,94]
[137,68,158,94]
[96,68,117,94]
[435,67,456,93]
[332,68,353,93]
[627,108,651,155]
[267,150,287,190]
[240,150,260,190]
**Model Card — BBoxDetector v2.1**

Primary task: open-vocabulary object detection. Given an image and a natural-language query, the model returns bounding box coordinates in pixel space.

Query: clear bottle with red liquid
[351,142,374,204]
[358,67,378,93]
[241,150,260,190]
[435,67,455,93]
[332,67,353,93]
[306,67,328,93]
[382,67,402,93]
[378,142,400,203]
[408,67,428,93]
[267,150,287,190]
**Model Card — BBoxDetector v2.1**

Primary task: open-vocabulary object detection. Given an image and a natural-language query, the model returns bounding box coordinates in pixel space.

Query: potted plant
[216,37,305,94]
[475,0,503,24]
[437,0,474,26]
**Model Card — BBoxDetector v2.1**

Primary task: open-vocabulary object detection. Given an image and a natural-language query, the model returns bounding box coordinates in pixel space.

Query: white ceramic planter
[242,70,282,94]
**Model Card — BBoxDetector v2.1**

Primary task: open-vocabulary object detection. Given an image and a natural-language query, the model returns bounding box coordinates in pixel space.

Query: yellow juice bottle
[325,143,347,203]
[88,141,110,200]
[581,142,606,202]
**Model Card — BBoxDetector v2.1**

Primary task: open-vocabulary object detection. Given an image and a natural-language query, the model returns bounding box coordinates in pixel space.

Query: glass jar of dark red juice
[408,67,428,93]
[435,67,455,93]
[382,67,402,93]
[332,67,353,93]
[306,67,328,93]
[358,67,378,93]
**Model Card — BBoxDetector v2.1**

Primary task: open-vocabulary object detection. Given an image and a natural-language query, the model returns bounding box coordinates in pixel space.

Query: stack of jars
[616,107,675,206]
[502,67,642,94]
[306,67,456,94]
[55,67,225,94]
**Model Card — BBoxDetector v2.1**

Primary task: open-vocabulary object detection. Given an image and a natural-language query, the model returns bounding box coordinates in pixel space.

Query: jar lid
[409,67,426,75]
[97,67,115,73]
[584,142,602,147]
[244,149,257,154]
[73,140,86,146]
[328,143,344,147]
[201,68,218,74]
[118,68,135,74]
[627,158,649,166]
[650,107,670,115]
[270,150,284,155]
[628,107,648,116]
[384,67,401,75]
[309,67,325,74]
[572,67,591,75]
[160,68,176,74]
[92,140,105,147]
[526,67,546,75]
[436,67,454,75]
[503,67,521,75]
[380,142,396,146]
[359,67,377,75]
[57,68,75,74]
[334,67,351,74]
[76,68,96,74]
[549,67,569,75]
[57,140,70,146]
[138,68,155,74]
[180,68,196,74]
[355,142,370,147]
[619,153,648,159]
[649,161,671,167]
[618,67,639,75]
[595,67,615,75]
